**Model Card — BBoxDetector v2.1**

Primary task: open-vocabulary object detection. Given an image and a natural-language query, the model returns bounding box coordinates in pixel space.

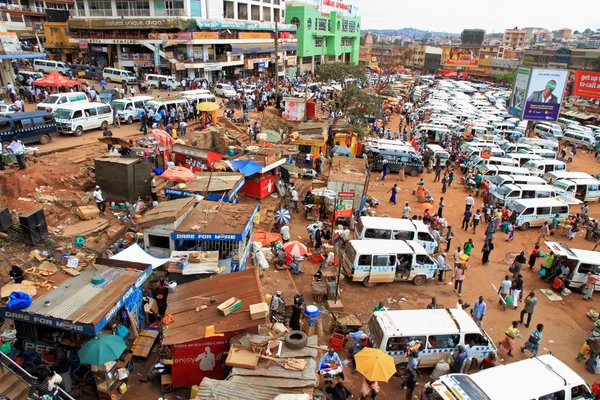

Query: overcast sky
[300,0,600,33]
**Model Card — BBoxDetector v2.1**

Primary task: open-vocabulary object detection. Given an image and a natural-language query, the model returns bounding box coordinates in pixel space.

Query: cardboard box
[75,205,101,220]
[217,297,242,316]
[144,298,158,316]
[249,302,269,320]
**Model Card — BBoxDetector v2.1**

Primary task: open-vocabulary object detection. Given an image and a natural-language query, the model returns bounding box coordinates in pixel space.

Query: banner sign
[573,70,600,99]
[441,47,480,67]
[522,68,568,121]
[509,67,531,118]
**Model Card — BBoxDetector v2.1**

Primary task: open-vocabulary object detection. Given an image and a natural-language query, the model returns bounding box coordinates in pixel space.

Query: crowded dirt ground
[2,92,600,399]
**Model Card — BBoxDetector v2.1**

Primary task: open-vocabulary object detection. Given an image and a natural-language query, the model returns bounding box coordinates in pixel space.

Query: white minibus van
[54,102,113,136]
[426,144,449,167]
[355,217,438,254]
[103,67,137,84]
[146,98,190,116]
[519,137,560,152]
[546,241,600,292]
[146,74,180,90]
[522,159,566,177]
[493,184,563,206]
[507,152,543,167]
[490,175,547,188]
[544,171,593,183]
[111,96,153,124]
[36,92,89,113]
[527,147,557,160]
[479,165,531,178]
[366,309,496,373]
[33,59,69,75]
[506,198,570,231]
[553,178,600,202]
[431,354,592,400]
[342,240,437,286]
[470,156,518,169]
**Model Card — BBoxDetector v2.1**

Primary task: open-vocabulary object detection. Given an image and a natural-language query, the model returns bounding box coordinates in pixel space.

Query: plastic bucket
[304,305,320,318]
[167,281,178,293]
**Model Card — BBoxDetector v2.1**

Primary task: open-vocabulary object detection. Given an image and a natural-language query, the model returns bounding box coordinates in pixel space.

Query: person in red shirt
[478,351,497,370]
[553,275,565,291]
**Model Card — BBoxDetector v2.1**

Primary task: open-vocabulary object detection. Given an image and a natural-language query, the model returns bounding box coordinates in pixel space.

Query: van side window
[464,333,489,346]
[357,255,372,266]
[551,206,568,215]
[0,121,11,132]
[21,119,33,129]
[571,384,593,399]
[386,336,426,352]
[522,207,534,215]
[57,97,67,104]
[522,190,534,199]
[97,106,111,115]
[537,207,551,215]
[427,334,459,349]
[87,108,98,117]
[539,390,564,400]
[576,263,600,275]
[32,117,50,126]
[373,255,395,267]
[393,230,413,240]
[365,229,391,240]
[76,93,87,101]
[73,110,83,119]
[417,232,433,242]
[537,191,550,198]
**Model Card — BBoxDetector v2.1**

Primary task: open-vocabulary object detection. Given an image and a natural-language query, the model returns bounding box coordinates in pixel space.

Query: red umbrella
[283,241,308,257]
[161,166,195,182]
[152,129,175,147]
[33,71,80,87]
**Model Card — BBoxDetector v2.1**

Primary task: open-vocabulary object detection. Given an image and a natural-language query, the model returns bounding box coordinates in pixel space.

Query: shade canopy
[197,102,220,112]
[78,334,127,365]
[33,71,80,87]
[162,166,196,182]
[283,241,308,257]
[152,129,175,147]
[354,348,396,382]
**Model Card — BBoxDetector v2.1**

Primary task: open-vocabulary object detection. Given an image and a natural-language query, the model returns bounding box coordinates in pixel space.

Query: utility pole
[274,20,279,96]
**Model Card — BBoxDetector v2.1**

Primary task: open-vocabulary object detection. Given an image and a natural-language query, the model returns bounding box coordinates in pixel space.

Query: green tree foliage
[495,72,516,86]
[316,63,367,88]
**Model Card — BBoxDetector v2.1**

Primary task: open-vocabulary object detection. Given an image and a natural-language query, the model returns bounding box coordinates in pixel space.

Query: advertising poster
[509,67,531,118]
[573,70,600,99]
[523,68,568,121]
[0,32,22,55]
[441,47,480,67]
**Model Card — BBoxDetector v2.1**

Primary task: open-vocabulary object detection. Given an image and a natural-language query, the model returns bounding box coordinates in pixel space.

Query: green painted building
[285,2,361,74]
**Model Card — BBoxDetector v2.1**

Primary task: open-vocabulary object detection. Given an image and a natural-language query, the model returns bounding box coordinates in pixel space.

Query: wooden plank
[61,219,109,238]
[132,330,159,358]
[226,345,261,369]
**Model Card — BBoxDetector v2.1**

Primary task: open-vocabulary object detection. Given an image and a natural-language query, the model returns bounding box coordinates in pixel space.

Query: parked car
[70,64,103,80]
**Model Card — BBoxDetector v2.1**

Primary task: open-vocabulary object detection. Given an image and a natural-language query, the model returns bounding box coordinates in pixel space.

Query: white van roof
[492,175,547,185]
[359,217,416,232]
[524,159,564,166]
[545,242,599,265]
[376,308,482,337]
[506,184,557,191]
[544,171,593,181]
[462,355,585,399]
[509,198,567,207]
[55,101,106,110]
[411,220,431,233]
[348,239,413,255]
[113,96,153,103]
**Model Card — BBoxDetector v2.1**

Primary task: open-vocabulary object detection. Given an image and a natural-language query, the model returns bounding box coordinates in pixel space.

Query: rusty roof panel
[196,377,305,400]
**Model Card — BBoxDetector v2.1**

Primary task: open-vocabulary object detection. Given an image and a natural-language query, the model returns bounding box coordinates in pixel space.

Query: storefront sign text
[87,39,139,45]
[172,232,241,241]
[0,310,93,334]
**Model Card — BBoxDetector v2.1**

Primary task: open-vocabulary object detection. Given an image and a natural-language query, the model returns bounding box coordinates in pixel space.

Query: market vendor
[319,348,344,378]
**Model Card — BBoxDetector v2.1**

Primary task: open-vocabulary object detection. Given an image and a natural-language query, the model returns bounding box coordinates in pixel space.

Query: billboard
[573,70,600,99]
[509,67,531,118]
[0,32,22,55]
[522,68,569,122]
[441,47,480,67]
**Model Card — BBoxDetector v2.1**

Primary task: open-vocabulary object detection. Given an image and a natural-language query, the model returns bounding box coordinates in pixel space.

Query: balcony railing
[0,3,45,13]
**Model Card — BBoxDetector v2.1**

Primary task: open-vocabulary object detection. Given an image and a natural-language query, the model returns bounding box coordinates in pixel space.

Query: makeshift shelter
[162,268,265,388]
[32,70,80,87]
[164,172,245,203]
[109,243,169,269]
[227,149,286,199]
[94,156,152,203]
[171,143,222,173]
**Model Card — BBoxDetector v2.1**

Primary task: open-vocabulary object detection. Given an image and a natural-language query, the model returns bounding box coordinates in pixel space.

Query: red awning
[33,71,80,87]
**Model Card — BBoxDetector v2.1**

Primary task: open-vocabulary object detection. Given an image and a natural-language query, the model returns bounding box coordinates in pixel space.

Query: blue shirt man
[437,254,446,270]
[319,349,342,370]
[472,296,486,326]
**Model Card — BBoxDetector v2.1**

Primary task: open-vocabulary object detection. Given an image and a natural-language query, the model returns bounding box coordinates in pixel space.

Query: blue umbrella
[78,334,127,365]
[274,208,291,225]
[332,145,351,155]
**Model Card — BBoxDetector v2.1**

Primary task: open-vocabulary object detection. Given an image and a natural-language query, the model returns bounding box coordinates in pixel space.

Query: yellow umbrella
[354,348,396,382]
[197,102,220,112]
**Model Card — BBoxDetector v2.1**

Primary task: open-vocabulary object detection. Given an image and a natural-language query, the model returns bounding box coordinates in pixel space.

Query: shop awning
[0,52,46,59]
[228,160,264,176]
[230,43,297,55]
[110,243,170,270]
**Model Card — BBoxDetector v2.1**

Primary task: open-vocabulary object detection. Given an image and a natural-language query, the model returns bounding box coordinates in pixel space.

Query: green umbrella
[78,334,127,365]
[262,130,281,143]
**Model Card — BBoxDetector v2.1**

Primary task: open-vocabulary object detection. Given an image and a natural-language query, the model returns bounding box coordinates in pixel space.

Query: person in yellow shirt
[499,321,520,357]
[577,338,590,362]
[171,128,177,139]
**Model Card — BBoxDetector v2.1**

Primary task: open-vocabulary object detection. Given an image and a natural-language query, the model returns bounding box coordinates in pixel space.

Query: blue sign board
[258,62,266,69]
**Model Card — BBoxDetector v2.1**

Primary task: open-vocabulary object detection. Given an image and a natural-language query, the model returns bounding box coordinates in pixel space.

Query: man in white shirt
[7,138,26,169]
[290,189,299,213]
[92,185,105,214]
[280,224,290,243]
[14,98,24,112]
[465,195,474,210]
[402,203,411,219]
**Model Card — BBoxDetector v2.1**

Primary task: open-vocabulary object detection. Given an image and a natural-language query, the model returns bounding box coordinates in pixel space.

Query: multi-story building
[66,0,298,80]
[0,0,72,41]
[410,44,441,74]
[524,47,600,70]
[531,30,553,44]
[503,29,526,50]
[285,1,360,74]
[556,28,572,39]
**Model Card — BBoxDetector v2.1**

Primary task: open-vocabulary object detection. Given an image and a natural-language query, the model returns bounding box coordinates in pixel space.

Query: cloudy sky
[299,0,600,33]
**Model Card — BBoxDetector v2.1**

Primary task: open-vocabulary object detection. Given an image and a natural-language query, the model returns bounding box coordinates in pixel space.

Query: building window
[315,55,321,66]
[317,18,326,31]
[342,20,348,32]
[163,0,184,16]
[50,27,61,34]
[348,21,355,32]
[327,19,331,32]
[87,0,112,16]
[315,36,323,47]
[341,37,353,46]
[116,0,151,16]
[290,17,300,28]
[328,55,335,61]
[307,17,312,30]
[302,56,312,64]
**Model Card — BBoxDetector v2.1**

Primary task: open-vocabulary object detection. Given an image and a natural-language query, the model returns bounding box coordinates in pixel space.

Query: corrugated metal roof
[196,377,305,400]
[24,265,139,324]
[163,268,265,345]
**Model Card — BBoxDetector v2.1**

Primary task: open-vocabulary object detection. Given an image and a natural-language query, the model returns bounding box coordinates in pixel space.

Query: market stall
[291,122,329,169]
[171,143,222,173]
[172,201,259,272]
[0,259,152,397]
[161,268,266,388]
[327,156,369,210]
[231,151,286,199]
[164,172,245,203]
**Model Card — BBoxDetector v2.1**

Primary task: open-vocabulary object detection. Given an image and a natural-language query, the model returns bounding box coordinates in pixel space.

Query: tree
[584,28,592,35]
[495,71,516,86]
[342,84,384,121]
[574,30,581,35]
[523,55,535,65]
[593,56,600,72]
[316,62,367,89]
[374,47,413,94]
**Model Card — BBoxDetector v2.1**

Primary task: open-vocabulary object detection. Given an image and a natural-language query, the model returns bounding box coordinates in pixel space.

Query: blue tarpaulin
[229,160,263,177]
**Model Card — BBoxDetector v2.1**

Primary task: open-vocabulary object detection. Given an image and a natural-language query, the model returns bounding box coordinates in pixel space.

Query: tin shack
[292,122,329,168]
[327,156,369,209]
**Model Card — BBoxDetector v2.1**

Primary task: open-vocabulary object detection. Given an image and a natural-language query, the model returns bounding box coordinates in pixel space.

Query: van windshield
[54,108,72,119]
[146,102,160,112]
[509,202,527,215]
[112,101,127,111]
[42,95,60,104]
[495,186,512,197]
[440,375,491,400]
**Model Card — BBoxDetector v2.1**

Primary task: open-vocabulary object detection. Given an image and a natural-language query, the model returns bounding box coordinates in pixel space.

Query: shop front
[237,158,286,199]
[164,172,245,203]
[172,202,259,271]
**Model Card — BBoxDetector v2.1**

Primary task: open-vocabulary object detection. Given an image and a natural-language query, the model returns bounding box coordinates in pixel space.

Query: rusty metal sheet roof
[196,377,305,400]
[230,358,317,381]
[229,375,316,389]
[162,268,265,345]
[23,265,139,324]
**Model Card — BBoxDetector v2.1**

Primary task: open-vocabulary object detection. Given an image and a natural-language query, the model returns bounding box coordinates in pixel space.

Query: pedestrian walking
[452,260,466,296]
[445,226,454,252]
[499,321,520,357]
[481,239,494,265]
[519,291,538,328]
[402,202,411,219]
[113,106,121,128]
[93,185,106,215]
[511,274,524,310]
[506,222,515,241]
[472,209,481,234]
[583,272,599,301]
[536,221,550,245]
[388,184,398,205]
[498,275,512,310]
[521,324,544,356]
[381,160,389,180]
[463,238,474,258]
[586,338,600,373]
[434,165,442,182]
[7,137,26,170]
[462,208,472,231]
[437,197,444,218]
[528,245,541,270]
[437,252,447,283]
[511,251,526,278]
[471,296,486,327]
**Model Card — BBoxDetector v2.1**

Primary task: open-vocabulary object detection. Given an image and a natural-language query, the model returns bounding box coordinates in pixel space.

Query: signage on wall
[322,0,352,11]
